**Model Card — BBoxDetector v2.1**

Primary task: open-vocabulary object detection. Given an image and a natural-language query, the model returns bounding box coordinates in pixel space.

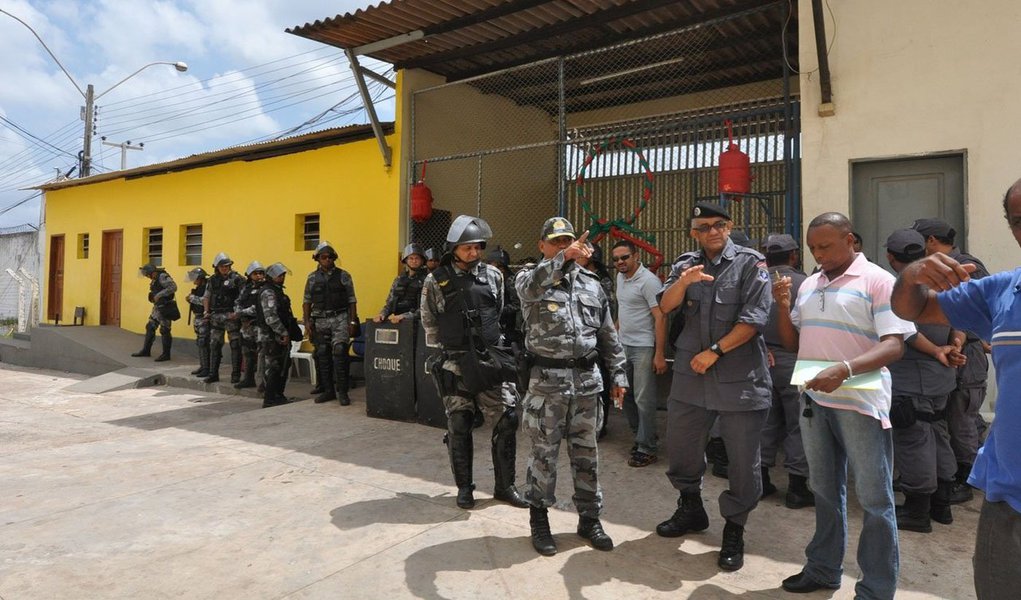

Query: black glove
[148,292,155,303]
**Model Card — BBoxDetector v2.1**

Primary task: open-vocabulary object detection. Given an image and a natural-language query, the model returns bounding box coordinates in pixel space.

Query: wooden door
[47,235,65,321]
[101,230,123,326]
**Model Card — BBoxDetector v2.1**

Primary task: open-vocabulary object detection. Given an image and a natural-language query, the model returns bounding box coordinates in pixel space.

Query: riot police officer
[302,241,358,405]
[186,267,210,377]
[257,262,298,408]
[656,202,773,572]
[374,244,427,324]
[132,263,178,361]
[234,261,266,389]
[202,252,246,384]
[484,245,522,347]
[516,218,628,556]
[420,215,528,511]
[424,248,441,272]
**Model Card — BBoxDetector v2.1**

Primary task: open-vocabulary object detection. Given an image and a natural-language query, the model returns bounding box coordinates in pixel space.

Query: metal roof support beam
[354,30,424,56]
[811,0,833,105]
[345,48,392,167]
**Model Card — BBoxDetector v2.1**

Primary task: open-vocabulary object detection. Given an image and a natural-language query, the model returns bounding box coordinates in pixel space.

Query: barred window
[77,233,89,259]
[182,224,202,266]
[146,227,163,266]
[297,213,320,251]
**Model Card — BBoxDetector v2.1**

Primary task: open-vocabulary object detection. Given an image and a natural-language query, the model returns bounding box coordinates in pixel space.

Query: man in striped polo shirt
[772,212,915,599]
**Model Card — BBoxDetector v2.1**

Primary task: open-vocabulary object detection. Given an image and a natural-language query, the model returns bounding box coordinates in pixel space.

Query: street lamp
[1,9,187,176]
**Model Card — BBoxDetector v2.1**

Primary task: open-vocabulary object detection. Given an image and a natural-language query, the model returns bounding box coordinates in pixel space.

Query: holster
[515,346,532,394]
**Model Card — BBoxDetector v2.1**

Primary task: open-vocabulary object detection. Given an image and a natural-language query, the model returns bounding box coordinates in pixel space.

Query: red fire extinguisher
[410,161,433,223]
[718,119,752,195]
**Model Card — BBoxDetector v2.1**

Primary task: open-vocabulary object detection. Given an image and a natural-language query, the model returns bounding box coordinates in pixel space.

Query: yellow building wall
[44,131,401,338]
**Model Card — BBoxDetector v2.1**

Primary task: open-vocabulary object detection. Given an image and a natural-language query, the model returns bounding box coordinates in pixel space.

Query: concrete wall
[0,229,40,321]
[44,132,401,338]
[798,0,1021,273]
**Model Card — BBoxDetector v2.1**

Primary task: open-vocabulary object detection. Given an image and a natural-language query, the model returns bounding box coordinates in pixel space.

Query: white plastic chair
[290,324,316,386]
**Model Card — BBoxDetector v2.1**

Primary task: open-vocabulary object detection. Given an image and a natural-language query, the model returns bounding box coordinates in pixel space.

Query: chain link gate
[409,3,799,274]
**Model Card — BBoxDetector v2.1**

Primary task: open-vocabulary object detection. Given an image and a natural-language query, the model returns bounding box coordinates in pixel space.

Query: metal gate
[410,5,800,274]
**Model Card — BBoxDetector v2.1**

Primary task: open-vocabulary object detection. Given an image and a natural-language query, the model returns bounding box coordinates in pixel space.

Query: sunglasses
[612,254,632,263]
[692,221,729,234]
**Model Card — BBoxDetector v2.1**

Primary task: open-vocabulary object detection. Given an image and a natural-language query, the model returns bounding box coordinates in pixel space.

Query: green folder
[790,360,883,391]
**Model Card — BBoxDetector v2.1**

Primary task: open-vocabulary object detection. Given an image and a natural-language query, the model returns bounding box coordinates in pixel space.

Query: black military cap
[764,233,799,253]
[730,230,753,248]
[541,217,576,240]
[886,228,926,256]
[912,218,955,241]
[691,202,731,221]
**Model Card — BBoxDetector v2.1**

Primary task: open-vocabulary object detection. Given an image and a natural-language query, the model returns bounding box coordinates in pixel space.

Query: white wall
[799,0,1021,274]
[0,228,40,320]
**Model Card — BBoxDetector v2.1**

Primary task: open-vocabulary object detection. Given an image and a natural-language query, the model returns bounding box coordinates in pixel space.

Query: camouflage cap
[540,217,576,240]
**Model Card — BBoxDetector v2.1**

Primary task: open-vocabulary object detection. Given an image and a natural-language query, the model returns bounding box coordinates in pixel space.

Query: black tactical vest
[237,280,261,312]
[309,268,348,312]
[393,269,426,314]
[433,265,501,351]
[150,272,175,304]
[255,282,290,331]
[208,273,240,312]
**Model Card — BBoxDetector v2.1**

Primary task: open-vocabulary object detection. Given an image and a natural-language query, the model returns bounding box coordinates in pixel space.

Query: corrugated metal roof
[35,123,393,191]
[287,0,795,83]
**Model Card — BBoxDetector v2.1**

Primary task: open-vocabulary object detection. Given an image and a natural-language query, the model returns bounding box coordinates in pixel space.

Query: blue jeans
[622,345,658,454]
[800,402,898,600]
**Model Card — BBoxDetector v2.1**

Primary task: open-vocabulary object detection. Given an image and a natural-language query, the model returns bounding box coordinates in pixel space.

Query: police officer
[131,263,178,361]
[257,262,297,408]
[420,215,528,511]
[885,228,963,532]
[484,245,523,347]
[202,253,245,384]
[424,248,441,272]
[234,261,266,390]
[302,241,358,405]
[517,218,627,556]
[186,267,210,377]
[911,217,990,503]
[374,244,427,324]
[759,233,814,508]
[655,202,773,572]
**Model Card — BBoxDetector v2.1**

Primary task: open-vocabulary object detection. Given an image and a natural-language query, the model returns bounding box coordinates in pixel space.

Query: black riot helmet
[485,246,510,268]
[312,241,338,261]
[445,215,492,252]
[401,243,425,263]
[424,248,440,262]
[139,263,158,277]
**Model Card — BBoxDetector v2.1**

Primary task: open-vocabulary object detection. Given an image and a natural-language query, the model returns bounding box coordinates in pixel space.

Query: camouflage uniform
[235,277,263,388]
[147,271,178,335]
[515,250,627,517]
[203,270,245,382]
[420,260,522,504]
[256,280,293,407]
[187,279,210,376]
[302,266,357,399]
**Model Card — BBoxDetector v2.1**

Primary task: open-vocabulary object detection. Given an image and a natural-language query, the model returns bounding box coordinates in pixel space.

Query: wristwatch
[710,342,725,357]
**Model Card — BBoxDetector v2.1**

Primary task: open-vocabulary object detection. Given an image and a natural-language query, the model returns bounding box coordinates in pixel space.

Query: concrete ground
[0,363,979,599]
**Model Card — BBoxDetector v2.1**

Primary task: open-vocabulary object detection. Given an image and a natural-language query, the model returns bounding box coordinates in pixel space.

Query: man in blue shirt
[892,179,1021,599]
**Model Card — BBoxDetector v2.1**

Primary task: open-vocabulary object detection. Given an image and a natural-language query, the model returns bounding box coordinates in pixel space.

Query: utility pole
[101,138,143,170]
[81,84,95,177]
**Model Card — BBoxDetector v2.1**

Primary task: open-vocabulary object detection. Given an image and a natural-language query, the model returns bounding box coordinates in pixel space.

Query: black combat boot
[335,345,351,406]
[314,347,335,402]
[578,516,613,551]
[761,466,777,498]
[491,411,528,508]
[234,348,257,389]
[718,520,745,571]
[706,437,729,478]
[656,492,710,537]
[192,345,210,376]
[786,474,816,509]
[896,492,933,533]
[930,479,954,525]
[262,368,283,408]
[447,411,475,509]
[529,506,557,556]
[950,462,974,504]
[131,326,156,357]
[203,350,222,384]
[229,339,242,384]
[154,334,172,362]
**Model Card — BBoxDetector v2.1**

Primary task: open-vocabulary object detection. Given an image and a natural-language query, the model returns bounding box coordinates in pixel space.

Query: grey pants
[665,399,767,526]
[975,499,1021,600]
[761,361,808,477]
[948,385,987,466]
[892,395,956,494]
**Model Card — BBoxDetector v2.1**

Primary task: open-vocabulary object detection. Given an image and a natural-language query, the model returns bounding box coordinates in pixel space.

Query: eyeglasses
[692,221,729,234]
[612,254,632,263]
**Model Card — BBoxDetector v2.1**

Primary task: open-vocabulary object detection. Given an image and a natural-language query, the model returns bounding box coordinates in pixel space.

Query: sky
[0,0,396,228]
